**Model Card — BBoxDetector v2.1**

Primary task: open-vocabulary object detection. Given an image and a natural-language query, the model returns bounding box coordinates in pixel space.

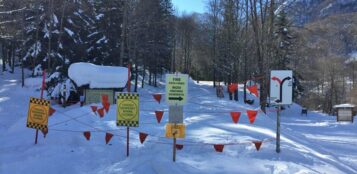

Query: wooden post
[173,137,176,162]
[126,127,129,157]
[35,70,46,144]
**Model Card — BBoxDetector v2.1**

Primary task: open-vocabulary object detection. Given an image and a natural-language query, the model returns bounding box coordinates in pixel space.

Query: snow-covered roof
[333,103,355,108]
[68,62,128,89]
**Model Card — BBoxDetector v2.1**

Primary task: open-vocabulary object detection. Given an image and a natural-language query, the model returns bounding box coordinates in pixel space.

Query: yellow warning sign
[165,123,185,138]
[26,97,50,130]
[116,93,139,127]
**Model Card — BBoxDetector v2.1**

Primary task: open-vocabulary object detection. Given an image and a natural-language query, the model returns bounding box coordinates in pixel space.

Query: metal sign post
[270,70,293,154]
[165,73,188,162]
[276,105,281,153]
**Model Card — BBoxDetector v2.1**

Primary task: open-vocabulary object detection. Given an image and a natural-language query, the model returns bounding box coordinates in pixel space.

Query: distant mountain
[282,0,357,26]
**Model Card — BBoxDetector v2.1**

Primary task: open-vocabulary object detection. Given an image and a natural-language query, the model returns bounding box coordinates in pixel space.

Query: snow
[96,36,107,44]
[64,27,74,37]
[333,103,355,108]
[1,68,357,174]
[345,51,357,64]
[68,62,128,89]
[96,14,104,20]
[52,14,58,25]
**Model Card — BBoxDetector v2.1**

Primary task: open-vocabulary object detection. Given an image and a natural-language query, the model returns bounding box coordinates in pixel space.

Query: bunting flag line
[176,144,184,150]
[101,94,109,104]
[155,110,164,123]
[105,132,113,144]
[91,106,98,113]
[139,132,148,144]
[103,102,110,113]
[247,85,259,97]
[41,127,48,138]
[230,112,241,124]
[49,107,56,116]
[253,141,263,151]
[97,108,105,118]
[214,144,224,152]
[228,83,238,93]
[246,110,258,124]
[83,131,91,141]
[153,94,162,104]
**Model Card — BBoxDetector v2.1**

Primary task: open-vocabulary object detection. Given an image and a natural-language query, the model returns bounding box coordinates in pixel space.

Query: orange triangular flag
[101,94,109,104]
[90,106,98,113]
[41,127,48,138]
[253,141,263,151]
[214,144,224,152]
[105,132,113,144]
[246,110,258,124]
[139,132,148,144]
[97,108,105,118]
[230,112,241,124]
[83,131,91,141]
[153,94,162,104]
[155,110,164,123]
[247,85,259,97]
[49,107,56,116]
[103,102,110,113]
[176,144,184,150]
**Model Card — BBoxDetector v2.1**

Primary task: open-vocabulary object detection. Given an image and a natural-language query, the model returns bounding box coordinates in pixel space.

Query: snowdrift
[68,63,128,89]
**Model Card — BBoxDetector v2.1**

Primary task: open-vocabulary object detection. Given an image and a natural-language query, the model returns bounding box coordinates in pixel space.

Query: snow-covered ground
[1,69,357,174]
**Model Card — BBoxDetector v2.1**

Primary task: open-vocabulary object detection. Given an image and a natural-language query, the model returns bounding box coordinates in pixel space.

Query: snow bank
[68,62,128,89]
[333,103,355,108]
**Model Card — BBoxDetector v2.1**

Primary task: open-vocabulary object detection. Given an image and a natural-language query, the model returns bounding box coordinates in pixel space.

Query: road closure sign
[166,74,188,105]
[26,97,50,130]
[117,93,139,127]
[270,70,293,105]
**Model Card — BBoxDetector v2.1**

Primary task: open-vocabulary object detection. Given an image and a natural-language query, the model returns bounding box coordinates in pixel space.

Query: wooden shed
[333,104,355,122]
[68,63,128,105]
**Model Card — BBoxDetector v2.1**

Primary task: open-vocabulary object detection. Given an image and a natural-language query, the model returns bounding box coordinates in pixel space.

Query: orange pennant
[153,94,162,104]
[230,112,241,124]
[103,102,110,113]
[41,127,48,138]
[97,108,105,118]
[101,94,109,104]
[83,131,91,141]
[90,106,98,113]
[246,110,258,124]
[105,132,113,144]
[49,107,56,116]
[139,132,148,144]
[155,110,164,123]
[247,85,259,97]
[176,144,184,150]
[253,141,263,151]
[214,144,224,152]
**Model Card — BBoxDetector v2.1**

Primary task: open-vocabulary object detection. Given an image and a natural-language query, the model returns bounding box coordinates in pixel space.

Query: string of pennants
[50,127,272,153]
[45,85,274,154]
[49,103,273,153]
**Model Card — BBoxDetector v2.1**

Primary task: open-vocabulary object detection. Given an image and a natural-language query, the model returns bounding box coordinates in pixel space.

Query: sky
[172,0,206,15]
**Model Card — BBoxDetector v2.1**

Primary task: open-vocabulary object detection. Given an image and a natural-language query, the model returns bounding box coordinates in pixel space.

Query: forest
[1,0,357,114]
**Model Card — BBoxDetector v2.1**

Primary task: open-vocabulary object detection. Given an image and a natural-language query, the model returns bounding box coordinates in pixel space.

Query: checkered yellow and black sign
[117,93,139,100]
[26,97,50,130]
[117,93,139,127]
